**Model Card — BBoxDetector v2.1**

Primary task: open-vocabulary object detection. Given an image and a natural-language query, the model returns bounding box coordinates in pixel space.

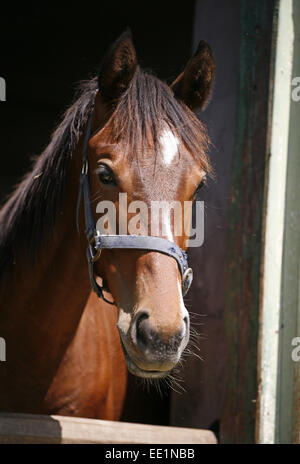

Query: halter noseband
[77,103,193,304]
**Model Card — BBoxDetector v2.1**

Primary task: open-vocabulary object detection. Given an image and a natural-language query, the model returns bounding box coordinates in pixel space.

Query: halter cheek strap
[77,103,193,304]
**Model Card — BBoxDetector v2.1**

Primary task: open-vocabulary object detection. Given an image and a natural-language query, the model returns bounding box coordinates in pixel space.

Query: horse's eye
[194,177,207,196]
[97,164,117,186]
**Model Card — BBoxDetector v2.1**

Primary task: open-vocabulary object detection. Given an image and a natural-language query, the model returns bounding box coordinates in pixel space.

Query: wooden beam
[0,413,217,444]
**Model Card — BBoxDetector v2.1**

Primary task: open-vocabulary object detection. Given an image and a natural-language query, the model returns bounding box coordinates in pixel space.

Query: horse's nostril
[133,310,187,356]
[136,311,149,326]
[135,311,150,352]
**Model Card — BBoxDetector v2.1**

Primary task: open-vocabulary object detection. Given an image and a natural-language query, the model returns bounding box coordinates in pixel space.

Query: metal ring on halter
[182,267,193,296]
[81,160,88,175]
[88,236,102,263]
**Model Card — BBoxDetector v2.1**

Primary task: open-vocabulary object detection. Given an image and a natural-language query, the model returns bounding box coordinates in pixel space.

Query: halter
[77,102,193,304]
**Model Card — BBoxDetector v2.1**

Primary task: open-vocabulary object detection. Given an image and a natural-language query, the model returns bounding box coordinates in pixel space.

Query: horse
[0,31,214,420]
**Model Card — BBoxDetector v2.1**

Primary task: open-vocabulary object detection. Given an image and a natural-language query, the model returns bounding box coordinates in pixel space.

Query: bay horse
[0,31,214,420]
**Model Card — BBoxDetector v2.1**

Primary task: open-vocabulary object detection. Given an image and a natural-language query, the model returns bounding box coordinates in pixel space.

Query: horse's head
[87,31,214,378]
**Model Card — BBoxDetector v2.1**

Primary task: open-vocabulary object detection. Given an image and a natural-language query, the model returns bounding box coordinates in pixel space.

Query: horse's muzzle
[118,310,189,378]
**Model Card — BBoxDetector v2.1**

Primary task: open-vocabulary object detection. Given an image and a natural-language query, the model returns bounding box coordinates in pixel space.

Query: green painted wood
[220,0,276,444]
[256,0,295,444]
[277,0,300,444]
[255,0,300,444]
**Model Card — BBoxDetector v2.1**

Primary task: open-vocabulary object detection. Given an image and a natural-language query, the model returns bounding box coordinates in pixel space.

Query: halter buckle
[81,160,88,175]
[88,235,102,263]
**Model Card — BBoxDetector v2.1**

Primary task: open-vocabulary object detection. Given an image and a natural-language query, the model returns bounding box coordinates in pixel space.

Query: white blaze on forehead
[160,128,179,166]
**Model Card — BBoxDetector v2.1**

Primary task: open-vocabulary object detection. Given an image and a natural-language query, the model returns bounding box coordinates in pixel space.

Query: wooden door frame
[256,0,300,444]
[220,0,276,444]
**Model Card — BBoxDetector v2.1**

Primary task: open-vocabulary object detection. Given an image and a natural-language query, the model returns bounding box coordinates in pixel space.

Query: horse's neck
[0,148,91,405]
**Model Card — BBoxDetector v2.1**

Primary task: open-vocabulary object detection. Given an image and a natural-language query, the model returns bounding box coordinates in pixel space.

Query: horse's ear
[98,29,138,103]
[171,40,215,111]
